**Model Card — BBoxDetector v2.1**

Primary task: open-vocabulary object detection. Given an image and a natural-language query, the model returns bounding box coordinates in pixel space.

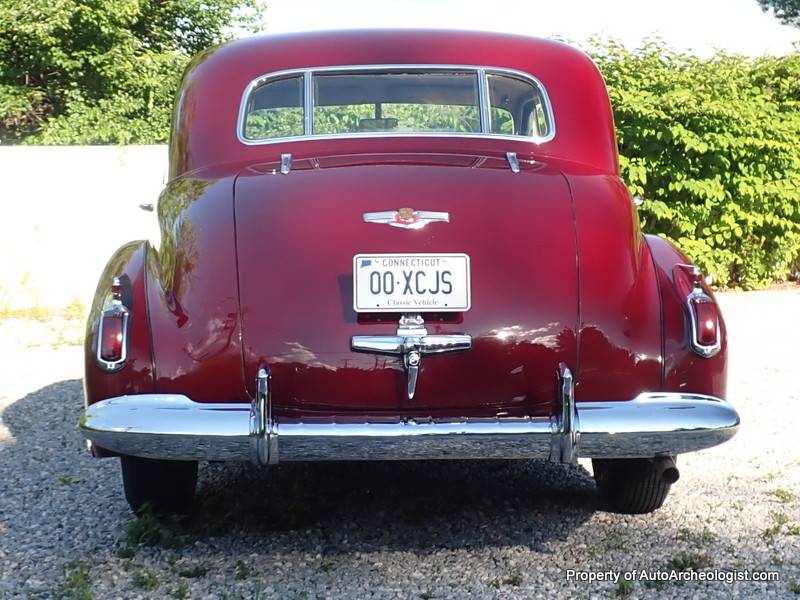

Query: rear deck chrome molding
[80,389,740,465]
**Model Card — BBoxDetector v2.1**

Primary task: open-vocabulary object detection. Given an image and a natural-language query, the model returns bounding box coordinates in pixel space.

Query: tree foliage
[758,0,800,27]
[1,12,798,287]
[589,41,800,288]
[0,0,263,144]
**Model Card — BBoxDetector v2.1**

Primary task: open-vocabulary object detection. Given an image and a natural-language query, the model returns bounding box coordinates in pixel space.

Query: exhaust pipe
[655,456,680,484]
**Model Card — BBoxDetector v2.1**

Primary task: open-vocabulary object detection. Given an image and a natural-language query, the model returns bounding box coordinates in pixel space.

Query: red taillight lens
[99,313,125,362]
[690,297,719,348]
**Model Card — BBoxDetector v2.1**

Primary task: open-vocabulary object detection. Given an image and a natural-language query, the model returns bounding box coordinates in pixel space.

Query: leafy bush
[2,18,798,287]
[590,41,800,288]
[0,0,262,144]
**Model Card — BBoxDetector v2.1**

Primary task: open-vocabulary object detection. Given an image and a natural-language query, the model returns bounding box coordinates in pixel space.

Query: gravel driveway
[1,289,798,599]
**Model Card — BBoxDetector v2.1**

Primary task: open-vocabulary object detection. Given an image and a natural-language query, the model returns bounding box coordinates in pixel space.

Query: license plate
[353,253,471,313]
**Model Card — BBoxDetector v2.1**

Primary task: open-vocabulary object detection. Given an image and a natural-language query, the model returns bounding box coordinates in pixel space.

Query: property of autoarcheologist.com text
[566,568,781,585]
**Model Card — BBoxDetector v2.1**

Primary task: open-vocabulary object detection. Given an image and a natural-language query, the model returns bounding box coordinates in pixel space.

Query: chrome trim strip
[280,153,292,174]
[505,151,520,173]
[236,64,556,146]
[303,71,313,135]
[79,391,740,464]
[477,67,489,134]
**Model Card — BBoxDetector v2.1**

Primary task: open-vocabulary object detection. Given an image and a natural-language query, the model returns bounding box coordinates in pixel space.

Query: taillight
[99,313,125,361]
[96,277,129,371]
[689,292,720,356]
[674,265,721,358]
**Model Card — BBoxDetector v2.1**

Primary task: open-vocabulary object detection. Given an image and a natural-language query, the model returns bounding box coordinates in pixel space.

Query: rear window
[244,75,304,140]
[312,72,481,135]
[240,67,553,143]
[487,73,550,137]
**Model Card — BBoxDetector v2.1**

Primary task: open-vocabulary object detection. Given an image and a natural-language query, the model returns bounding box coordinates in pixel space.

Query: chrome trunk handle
[351,313,471,400]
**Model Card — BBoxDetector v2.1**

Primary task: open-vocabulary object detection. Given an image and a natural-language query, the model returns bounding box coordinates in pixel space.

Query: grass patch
[677,527,717,546]
[615,579,633,597]
[58,476,81,485]
[234,560,251,581]
[789,579,800,594]
[603,531,627,550]
[115,545,135,559]
[58,563,92,600]
[176,564,208,579]
[0,304,53,321]
[0,297,86,322]
[131,569,159,590]
[668,552,712,571]
[763,512,791,541]
[126,508,163,546]
[421,590,433,600]
[169,583,189,599]
[319,560,335,573]
[767,489,795,503]
[504,572,523,586]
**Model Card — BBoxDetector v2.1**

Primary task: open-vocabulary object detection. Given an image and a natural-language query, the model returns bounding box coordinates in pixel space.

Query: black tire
[120,455,198,516]
[593,457,678,514]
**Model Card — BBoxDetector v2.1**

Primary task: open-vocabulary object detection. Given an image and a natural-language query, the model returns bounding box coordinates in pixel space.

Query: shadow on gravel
[191,457,597,553]
[1,379,597,562]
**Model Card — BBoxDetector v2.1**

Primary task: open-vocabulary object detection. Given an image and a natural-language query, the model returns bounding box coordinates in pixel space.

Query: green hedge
[591,42,800,288]
[3,34,798,288]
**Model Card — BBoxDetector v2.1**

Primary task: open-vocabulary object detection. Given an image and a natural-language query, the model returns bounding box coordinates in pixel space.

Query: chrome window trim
[476,67,490,134]
[236,64,557,146]
[303,71,313,135]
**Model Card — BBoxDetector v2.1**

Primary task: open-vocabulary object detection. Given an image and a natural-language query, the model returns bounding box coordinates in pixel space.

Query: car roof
[169,29,618,179]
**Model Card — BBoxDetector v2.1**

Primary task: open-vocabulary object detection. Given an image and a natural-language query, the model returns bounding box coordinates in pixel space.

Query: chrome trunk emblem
[362,208,449,230]
[351,313,471,400]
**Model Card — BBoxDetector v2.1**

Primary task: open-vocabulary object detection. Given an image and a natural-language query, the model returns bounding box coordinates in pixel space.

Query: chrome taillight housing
[96,277,129,371]
[674,265,721,358]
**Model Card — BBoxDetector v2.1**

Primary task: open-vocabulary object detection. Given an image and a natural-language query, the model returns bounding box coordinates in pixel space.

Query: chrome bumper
[79,367,740,465]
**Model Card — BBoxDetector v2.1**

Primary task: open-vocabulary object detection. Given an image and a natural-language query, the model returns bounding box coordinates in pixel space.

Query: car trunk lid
[234,153,578,416]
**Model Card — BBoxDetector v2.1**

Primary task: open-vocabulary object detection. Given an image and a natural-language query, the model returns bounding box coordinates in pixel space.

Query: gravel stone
[0,289,799,598]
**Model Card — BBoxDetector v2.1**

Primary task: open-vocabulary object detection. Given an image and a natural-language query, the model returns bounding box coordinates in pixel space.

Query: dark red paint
[85,30,727,426]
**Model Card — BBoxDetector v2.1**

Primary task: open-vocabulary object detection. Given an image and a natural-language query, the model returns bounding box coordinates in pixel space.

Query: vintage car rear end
[80,30,739,515]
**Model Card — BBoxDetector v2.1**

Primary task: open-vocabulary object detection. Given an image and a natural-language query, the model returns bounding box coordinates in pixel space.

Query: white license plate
[353,253,471,313]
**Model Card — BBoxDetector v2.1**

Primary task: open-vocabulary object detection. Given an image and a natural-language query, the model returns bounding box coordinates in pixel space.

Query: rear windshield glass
[241,68,553,142]
[313,72,480,135]
[487,73,550,137]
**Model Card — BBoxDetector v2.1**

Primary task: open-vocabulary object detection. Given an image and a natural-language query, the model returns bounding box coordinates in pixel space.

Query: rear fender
[84,241,155,406]
[83,241,156,456]
[568,174,662,401]
[645,235,728,398]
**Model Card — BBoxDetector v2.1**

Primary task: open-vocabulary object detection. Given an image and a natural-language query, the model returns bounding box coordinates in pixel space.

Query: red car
[80,29,739,516]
